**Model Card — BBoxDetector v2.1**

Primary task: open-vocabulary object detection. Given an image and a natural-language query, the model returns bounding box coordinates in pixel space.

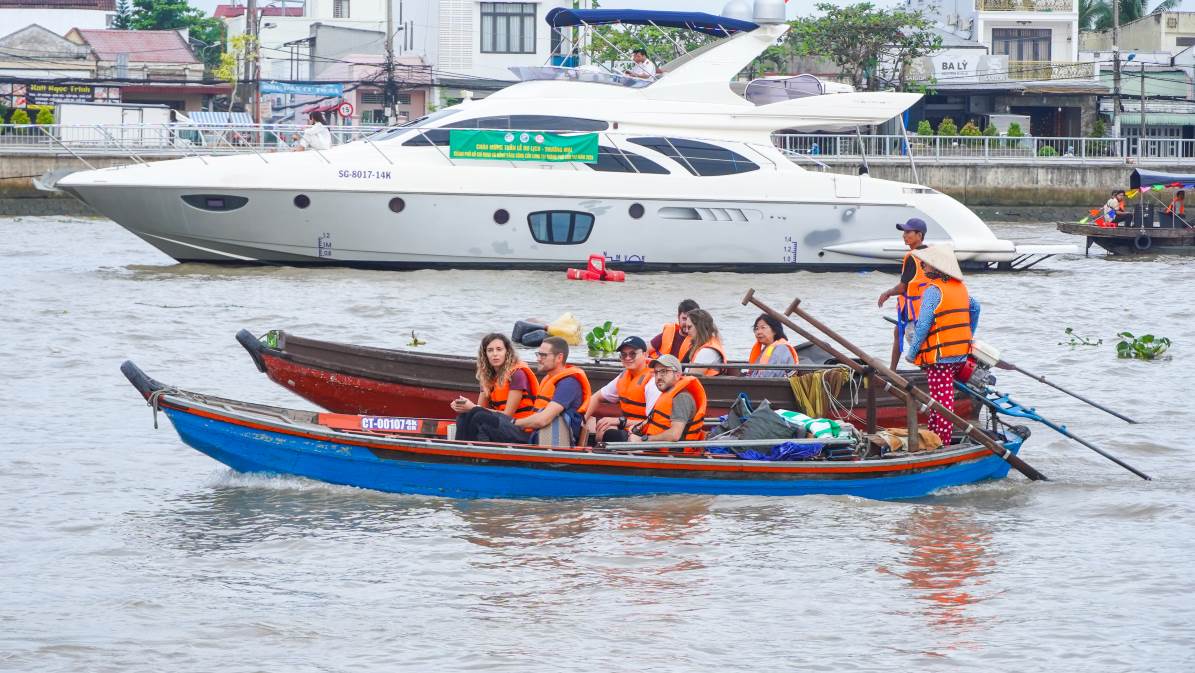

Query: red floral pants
[924,362,963,445]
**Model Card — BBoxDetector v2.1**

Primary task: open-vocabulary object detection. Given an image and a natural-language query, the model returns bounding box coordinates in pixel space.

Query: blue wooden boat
[121,361,1028,500]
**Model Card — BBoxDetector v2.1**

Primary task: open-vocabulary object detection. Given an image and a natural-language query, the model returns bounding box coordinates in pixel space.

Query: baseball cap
[896,217,928,233]
[649,354,683,372]
[617,336,647,352]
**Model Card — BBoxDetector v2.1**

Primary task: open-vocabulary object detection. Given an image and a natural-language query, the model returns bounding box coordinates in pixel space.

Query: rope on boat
[146,387,181,429]
[787,366,852,419]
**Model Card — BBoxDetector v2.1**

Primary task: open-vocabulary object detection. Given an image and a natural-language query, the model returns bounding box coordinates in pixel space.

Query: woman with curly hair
[450,333,539,419]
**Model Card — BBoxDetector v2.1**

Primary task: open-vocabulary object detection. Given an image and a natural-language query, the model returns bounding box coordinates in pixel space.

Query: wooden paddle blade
[740,288,756,305]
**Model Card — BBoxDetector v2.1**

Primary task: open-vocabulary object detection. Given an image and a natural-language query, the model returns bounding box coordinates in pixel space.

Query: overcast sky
[187,0,906,21]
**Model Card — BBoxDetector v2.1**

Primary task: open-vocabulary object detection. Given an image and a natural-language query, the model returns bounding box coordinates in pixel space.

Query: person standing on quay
[877,217,930,368]
[903,245,980,446]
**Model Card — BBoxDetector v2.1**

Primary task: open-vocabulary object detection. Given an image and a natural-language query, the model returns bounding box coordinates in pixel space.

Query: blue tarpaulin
[544,8,758,36]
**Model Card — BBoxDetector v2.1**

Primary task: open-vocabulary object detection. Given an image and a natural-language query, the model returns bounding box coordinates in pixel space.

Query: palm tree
[1093,0,1183,31]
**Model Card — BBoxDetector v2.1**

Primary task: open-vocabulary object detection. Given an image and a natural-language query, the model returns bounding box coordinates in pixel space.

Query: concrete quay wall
[0,152,1175,215]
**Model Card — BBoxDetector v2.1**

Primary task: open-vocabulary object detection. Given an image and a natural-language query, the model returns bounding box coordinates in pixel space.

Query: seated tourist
[1105,190,1133,226]
[628,355,708,452]
[682,309,727,376]
[745,314,799,378]
[454,336,590,446]
[582,336,659,443]
[450,333,538,420]
[649,298,699,359]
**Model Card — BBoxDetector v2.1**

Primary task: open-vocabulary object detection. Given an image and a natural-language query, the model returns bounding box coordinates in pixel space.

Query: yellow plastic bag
[547,312,583,345]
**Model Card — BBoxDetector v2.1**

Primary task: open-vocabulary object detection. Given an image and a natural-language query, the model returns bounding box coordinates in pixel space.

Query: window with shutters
[480,2,536,54]
[333,0,350,18]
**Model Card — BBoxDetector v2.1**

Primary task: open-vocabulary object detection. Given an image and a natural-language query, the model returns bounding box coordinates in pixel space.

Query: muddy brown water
[1,216,1191,672]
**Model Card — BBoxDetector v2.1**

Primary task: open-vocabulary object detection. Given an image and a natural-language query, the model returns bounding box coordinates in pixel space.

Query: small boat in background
[1058,169,1195,255]
[120,361,1026,500]
[235,329,977,430]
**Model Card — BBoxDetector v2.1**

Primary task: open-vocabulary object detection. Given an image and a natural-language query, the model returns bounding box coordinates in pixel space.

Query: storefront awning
[1117,113,1195,126]
[183,111,254,125]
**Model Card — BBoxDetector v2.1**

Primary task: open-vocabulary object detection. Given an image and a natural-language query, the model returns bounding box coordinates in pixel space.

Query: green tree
[212,33,255,112]
[937,117,958,136]
[1007,122,1024,137]
[1091,117,1107,137]
[10,108,30,125]
[131,0,225,68]
[982,122,998,136]
[787,2,941,91]
[113,0,134,29]
[916,119,933,136]
[35,107,54,125]
[960,120,981,136]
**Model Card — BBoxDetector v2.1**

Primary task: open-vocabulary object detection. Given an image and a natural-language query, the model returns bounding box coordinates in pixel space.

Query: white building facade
[0,0,116,36]
[910,0,1082,72]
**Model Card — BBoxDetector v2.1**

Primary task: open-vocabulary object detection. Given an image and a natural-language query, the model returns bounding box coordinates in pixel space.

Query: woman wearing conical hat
[903,245,980,446]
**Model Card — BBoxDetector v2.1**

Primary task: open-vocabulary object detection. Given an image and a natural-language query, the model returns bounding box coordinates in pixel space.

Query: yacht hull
[64,179,1020,271]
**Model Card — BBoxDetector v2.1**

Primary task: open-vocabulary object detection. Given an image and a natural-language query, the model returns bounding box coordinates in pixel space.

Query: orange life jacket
[914,278,974,367]
[485,363,539,420]
[896,249,931,324]
[748,338,799,368]
[1166,197,1185,215]
[650,322,693,360]
[638,375,707,445]
[684,336,728,376]
[531,365,592,416]
[614,366,653,425]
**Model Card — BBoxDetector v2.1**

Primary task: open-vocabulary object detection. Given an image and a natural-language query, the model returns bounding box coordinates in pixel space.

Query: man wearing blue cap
[877,217,930,368]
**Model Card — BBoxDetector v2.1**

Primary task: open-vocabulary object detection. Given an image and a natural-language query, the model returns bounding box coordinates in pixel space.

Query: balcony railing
[977,0,1075,11]
[1008,60,1095,80]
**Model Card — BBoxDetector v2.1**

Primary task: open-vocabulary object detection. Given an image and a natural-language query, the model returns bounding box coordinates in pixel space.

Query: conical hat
[911,244,964,281]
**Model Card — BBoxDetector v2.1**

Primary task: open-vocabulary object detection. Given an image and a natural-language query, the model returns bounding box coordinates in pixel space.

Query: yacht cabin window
[528,211,595,245]
[588,146,670,174]
[628,137,760,177]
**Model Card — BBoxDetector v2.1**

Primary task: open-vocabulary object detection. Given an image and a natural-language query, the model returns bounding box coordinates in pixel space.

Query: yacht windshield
[367,108,462,141]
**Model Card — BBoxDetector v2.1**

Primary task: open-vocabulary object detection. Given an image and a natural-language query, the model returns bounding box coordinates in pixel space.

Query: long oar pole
[959,385,1152,480]
[741,290,1048,482]
[881,316,1139,424]
[998,361,1140,424]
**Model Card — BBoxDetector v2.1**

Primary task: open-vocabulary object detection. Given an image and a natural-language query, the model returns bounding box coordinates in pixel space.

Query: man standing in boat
[649,299,699,359]
[628,355,707,452]
[903,245,980,446]
[877,217,930,369]
[453,336,591,446]
[582,336,658,444]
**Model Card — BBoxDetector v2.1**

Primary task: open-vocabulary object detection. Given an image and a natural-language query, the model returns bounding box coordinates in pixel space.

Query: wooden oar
[740,289,1049,482]
[881,316,1139,424]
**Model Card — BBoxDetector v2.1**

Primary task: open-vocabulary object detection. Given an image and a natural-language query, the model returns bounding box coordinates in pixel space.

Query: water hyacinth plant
[1060,327,1102,347]
[585,321,621,355]
[1116,332,1171,360]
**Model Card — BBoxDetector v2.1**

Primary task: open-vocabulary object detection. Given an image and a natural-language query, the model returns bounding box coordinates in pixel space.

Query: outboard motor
[955,339,1000,388]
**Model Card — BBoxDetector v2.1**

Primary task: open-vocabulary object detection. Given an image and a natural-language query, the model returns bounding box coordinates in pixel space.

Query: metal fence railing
[773,134,1195,163]
[0,123,389,156]
[5,124,1195,165]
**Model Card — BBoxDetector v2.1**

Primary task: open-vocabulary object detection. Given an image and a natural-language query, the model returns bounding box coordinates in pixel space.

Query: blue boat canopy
[544,8,758,36]
[1129,169,1195,190]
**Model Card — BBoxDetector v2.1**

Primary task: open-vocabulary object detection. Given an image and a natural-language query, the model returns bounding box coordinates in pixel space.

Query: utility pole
[1112,0,1121,143]
[1140,60,1146,160]
[247,0,260,123]
[384,0,399,122]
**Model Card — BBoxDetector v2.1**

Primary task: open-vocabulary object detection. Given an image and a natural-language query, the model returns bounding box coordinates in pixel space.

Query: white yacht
[59,2,1067,271]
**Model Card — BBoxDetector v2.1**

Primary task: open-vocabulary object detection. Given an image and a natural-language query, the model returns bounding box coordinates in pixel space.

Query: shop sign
[260,81,344,96]
[27,83,94,104]
[449,130,599,163]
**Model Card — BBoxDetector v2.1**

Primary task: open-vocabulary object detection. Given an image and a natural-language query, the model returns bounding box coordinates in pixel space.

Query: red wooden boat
[236,329,975,429]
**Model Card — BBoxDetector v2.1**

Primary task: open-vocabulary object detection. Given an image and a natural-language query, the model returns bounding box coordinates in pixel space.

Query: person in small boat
[450,333,538,420]
[453,336,591,446]
[581,336,660,443]
[1105,190,1133,226]
[745,313,798,378]
[877,217,930,369]
[628,355,707,452]
[1166,190,1186,223]
[682,309,727,376]
[649,298,699,359]
[903,245,980,446]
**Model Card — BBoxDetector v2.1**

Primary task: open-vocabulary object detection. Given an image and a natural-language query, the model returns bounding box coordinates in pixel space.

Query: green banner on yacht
[449,130,599,163]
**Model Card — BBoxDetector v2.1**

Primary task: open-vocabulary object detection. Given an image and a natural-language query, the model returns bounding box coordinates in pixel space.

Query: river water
[2,215,1192,672]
